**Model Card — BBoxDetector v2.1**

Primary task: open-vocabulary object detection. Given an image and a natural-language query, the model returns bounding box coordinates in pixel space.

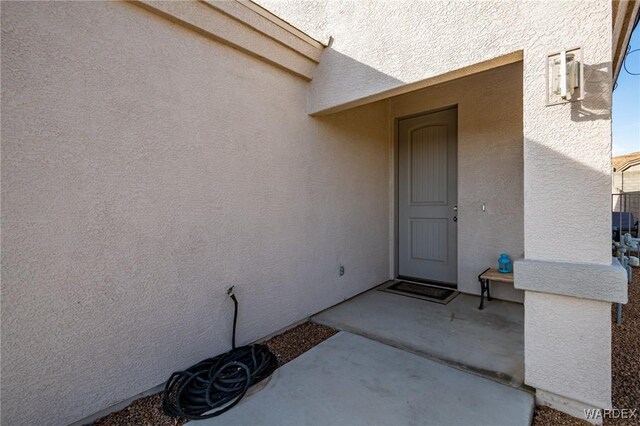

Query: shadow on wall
[308,47,403,113]
[312,53,615,271]
[524,136,612,264]
[570,61,612,122]
[315,46,612,126]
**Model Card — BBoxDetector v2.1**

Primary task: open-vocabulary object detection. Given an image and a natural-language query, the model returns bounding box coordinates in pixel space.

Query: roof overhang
[131,0,324,81]
[618,158,640,172]
[310,50,523,116]
[613,0,640,82]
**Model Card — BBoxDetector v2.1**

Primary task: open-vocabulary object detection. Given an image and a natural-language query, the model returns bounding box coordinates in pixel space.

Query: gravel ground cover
[92,322,337,426]
[264,321,338,366]
[92,276,639,426]
[533,269,640,426]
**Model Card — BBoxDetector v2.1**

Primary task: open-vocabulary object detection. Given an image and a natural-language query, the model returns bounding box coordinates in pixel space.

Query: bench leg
[479,278,486,310]
[617,303,622,325]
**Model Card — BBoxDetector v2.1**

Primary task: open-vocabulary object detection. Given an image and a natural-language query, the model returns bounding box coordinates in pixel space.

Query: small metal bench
[478,268,514,310]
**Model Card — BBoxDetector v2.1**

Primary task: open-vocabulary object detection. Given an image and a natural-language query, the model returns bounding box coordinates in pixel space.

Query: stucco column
[516,6,627,419]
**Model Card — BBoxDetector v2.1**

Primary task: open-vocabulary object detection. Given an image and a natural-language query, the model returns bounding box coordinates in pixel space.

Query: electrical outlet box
[339,265,345,276]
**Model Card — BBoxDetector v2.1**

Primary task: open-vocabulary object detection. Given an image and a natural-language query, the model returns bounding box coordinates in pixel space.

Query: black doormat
[380,281,458,304]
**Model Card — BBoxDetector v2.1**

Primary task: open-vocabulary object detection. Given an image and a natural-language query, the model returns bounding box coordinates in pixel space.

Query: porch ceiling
[310,51,523,116]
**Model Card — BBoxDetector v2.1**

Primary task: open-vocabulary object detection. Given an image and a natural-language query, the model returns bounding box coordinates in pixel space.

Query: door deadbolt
[453,206,458,212]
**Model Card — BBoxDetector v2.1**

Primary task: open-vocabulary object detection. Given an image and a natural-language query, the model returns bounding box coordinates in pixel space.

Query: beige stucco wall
[258,0,613,265]
[258,0,620,415]
[0,2,389,425]
[2,0,624,423]
[525,292,612,410]
[388,63,524,303]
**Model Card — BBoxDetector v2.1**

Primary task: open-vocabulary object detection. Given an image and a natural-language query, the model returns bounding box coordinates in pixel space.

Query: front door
[398,108,457,285]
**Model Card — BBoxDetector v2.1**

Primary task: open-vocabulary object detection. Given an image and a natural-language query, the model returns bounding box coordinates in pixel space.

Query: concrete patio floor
[195,332,534,426]
[313,283,525,387]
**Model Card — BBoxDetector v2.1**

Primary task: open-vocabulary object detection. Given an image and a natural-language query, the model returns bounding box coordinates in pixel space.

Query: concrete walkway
[195,332,534,426]
[313,285,525,387]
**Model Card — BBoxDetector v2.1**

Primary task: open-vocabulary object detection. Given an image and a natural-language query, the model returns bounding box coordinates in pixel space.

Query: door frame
[393,104,459,288]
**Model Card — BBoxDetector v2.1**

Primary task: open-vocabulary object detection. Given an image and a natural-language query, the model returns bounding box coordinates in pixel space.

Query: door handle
[453,206,458,212]
[453,216,458,222]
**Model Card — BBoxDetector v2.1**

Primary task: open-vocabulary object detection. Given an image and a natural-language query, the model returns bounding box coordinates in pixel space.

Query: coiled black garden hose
[162,287,278,420]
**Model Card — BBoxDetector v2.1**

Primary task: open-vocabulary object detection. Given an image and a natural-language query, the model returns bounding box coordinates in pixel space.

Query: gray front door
[398,108,457,285]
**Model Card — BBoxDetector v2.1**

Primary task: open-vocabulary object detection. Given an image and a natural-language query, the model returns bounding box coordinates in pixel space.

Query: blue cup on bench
[498,253,512,273]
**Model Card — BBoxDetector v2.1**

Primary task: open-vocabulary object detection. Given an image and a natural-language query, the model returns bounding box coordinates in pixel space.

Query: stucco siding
[0,2,389,425]
[256,0,525,114]
[389,63,524,302]
[256,0,618,412]
[258,0,613,266]
[2,0,622,422]
[525,291,612,409]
